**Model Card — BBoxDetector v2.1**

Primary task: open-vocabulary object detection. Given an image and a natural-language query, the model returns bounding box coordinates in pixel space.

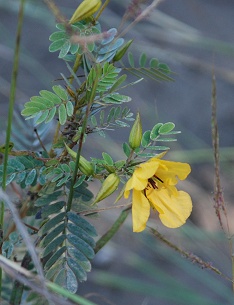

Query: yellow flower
[124,154,192,232]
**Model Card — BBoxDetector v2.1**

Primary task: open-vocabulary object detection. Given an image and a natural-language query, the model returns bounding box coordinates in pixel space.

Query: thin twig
[0,190,53,304]
[149,226,232,282]
[211,71,234,290]
[0,255,76,305]
[43,0,67,24]
[118,0,164,38]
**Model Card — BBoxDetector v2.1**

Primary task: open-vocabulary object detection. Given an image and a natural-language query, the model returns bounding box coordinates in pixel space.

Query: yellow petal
[124,188,130,199]
[124,174,148,192]
[134,160,160,180]
[158,160,191,182]
[147,188,192,228]
[132,190,150,232]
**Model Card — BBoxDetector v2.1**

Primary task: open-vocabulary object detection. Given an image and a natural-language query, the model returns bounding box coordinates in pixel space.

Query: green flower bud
[69,0,102,24]
[113,39,133,62]
[93,173,120,204]
[129,112,142,150]
[78,155,94,176]
[65,143,94,176]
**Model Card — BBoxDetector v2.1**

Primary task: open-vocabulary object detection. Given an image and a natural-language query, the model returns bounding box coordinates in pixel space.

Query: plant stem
[95,207,131,253]
[95,0,110,21]
[211,72,234,291]
[149,227,231,281]
[66,68,98,212]
[0,0,26,298]
[70,53,82,83]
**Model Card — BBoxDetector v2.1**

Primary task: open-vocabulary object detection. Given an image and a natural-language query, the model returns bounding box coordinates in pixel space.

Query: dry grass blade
[0,189,53,303]
[0,255,76,305]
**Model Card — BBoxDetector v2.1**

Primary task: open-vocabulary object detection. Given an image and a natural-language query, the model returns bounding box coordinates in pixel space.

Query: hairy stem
[211,72,234,291]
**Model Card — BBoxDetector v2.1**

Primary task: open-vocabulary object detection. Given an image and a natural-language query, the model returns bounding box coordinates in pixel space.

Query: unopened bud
[113,39,133,62]
[78,155,94,175]
[93,173,120,204]
[69,0,102,24]
[129,112,142,150]
[65,143,94,175]
[66,86,76,99]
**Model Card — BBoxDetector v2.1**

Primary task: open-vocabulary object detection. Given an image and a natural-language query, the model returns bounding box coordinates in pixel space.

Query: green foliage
[33,181,97,293]
[126,52,173,82]
[38,210,97,293]
[44,161,75,187]
[49,22,101,58]
[0,1,183,304]
[90,106,134,136]
[121,121,180,158]
[2,232,19,259]
[87,62,121,93]
[96,28,124,63]
[21,85,73,125]
[0,156,45,186]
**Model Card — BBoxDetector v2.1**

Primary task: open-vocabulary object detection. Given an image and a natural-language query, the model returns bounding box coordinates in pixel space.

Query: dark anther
[154,175,163,183]
[148,178,158,189]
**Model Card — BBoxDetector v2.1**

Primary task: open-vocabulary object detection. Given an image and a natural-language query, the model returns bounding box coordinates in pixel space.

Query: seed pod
[69,0,102,24]
[129,112,142,150]
[93,173,120,204]
[65,143,94,175]
[113,39,133,62]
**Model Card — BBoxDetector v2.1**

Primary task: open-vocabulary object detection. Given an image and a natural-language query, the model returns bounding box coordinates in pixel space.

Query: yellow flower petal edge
[124,154,192,232]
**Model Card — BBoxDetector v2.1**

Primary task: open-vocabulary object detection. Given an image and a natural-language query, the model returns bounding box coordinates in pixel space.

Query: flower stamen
[154,175,163,183]
[148,178,158,189]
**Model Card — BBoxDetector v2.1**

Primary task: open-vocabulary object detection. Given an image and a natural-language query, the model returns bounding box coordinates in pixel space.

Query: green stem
[0,0,26,298]
[2,0,26,187]
[50,53,82,154]
[66,69,99,212]
[95,207,131,253]
[46,281,98,305]
[69,53,82,83]
[95,0,110,21]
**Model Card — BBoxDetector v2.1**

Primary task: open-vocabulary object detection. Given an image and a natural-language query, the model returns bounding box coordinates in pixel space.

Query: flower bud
[113,39,133,62]
[129,112,142,150]
[78,155,94,176]
[69,0,102,24]
[93,173,120,204]
[65,143,94,175]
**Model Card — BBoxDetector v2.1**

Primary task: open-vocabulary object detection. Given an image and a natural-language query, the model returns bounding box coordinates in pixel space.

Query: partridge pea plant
[0,0,193,303]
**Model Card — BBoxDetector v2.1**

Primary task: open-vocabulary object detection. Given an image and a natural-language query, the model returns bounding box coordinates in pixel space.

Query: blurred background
[1,0,234,304]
